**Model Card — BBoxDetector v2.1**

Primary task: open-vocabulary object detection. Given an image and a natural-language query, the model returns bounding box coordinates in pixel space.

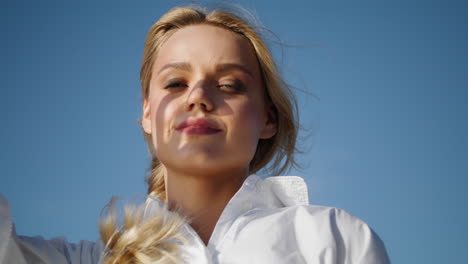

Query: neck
[164,168,248,244]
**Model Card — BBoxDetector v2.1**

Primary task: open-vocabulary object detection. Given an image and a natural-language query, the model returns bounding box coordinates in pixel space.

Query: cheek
[231,101,265,142]
[243,97,264,123]
[149,96,182,150]
[230,101,265,165]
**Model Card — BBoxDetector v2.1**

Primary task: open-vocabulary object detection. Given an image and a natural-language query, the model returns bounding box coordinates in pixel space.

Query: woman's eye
[165,81,187,89]
[218,82,243,93]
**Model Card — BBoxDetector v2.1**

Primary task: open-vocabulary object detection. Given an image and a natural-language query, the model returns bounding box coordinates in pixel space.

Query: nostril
[186,101,208,111]
[185,88,214,112]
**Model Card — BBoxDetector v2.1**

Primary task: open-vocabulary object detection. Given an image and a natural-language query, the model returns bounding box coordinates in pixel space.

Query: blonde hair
[99,5,299,263]
[99,198,188,264]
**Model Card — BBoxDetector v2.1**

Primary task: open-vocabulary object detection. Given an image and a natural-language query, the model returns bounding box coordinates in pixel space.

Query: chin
[165,155,248,176]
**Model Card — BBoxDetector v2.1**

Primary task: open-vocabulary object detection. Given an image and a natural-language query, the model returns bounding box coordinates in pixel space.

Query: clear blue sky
[1,0,467,263]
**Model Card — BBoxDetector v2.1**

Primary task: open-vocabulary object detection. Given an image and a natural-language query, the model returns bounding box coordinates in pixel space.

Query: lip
[176,118,222,135]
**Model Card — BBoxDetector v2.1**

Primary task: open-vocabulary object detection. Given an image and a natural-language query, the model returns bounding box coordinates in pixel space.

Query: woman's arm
[0,195,103,264]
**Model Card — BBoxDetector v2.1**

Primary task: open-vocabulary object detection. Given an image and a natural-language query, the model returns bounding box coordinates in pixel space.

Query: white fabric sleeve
[325,207,391,264]
[0,195,103,264]
[292,206,390,264]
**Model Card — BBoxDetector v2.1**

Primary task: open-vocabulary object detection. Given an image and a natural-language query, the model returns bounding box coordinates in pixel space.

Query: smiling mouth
[179,126,221,135]
[176,118,222,135]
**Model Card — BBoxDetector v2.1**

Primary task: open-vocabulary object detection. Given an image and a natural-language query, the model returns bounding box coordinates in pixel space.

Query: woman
[0,5,390,264]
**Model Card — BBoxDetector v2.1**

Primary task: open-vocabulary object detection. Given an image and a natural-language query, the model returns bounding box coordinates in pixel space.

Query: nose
[185,84,214,112]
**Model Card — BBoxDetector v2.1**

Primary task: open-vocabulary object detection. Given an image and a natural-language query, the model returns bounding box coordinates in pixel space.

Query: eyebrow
[157,62,254,79]
[157,62,192,75]
[215,63,254,79]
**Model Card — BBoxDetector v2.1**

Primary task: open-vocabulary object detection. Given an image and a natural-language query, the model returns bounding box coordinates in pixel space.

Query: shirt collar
[207,174,309,251]
[143,174,310,254]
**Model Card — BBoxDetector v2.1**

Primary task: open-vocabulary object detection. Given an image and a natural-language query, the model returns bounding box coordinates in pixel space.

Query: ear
[260,105,278,139]
[141,98,152,134]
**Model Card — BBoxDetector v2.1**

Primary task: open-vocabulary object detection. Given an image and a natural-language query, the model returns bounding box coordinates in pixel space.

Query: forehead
[153,24,260,74]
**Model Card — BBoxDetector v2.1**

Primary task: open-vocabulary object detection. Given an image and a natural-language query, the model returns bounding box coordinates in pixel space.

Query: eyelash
[164,80,244,93]
[165,80,187,89]
[217,83,243,92]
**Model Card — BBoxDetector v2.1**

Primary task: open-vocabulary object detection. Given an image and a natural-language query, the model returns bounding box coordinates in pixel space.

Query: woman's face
[142,24,276,176]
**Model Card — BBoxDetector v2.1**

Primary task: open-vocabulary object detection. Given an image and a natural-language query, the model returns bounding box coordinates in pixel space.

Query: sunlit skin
[141,24,277,244]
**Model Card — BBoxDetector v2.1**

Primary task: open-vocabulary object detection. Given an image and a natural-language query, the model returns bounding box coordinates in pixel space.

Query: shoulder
[292,205,372,233]
[287,205,379,243]
[222,205,390,263]
[247,204,374,237]
[276,205,391,263]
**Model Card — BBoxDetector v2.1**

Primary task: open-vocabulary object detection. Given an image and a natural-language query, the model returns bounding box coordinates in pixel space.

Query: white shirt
[0,175,390,263]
